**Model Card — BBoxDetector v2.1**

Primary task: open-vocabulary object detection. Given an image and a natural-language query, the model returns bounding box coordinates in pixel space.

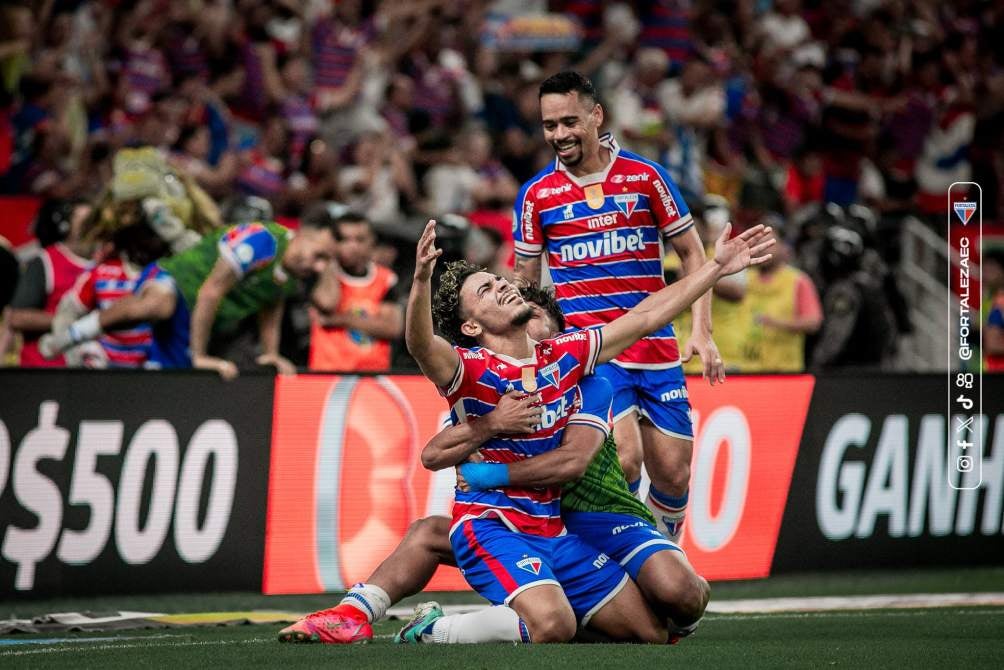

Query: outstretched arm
[191,257,240,379]
[405,220,460,387]
[598,224,774,364]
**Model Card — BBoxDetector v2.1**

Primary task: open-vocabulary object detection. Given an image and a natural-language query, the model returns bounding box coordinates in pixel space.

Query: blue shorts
[595,362,693,439]
[135,264,191,369]
[451,518,629,625]
[563,511,681,580]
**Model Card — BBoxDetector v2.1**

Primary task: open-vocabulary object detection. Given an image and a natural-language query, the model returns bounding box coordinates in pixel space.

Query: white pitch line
[0,637,272,658]
[386,593,1004,619]
[706,592,1004,613]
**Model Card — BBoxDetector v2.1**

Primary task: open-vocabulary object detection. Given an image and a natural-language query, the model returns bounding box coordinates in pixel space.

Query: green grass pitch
[3,568,1003,669]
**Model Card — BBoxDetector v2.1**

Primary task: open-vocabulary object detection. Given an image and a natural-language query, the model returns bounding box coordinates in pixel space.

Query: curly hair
[519,284,565,333]
[432,260,485,348]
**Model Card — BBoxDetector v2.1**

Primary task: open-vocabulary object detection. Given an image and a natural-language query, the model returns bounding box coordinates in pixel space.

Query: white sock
[426,606,528,644]
[340,583,391,623]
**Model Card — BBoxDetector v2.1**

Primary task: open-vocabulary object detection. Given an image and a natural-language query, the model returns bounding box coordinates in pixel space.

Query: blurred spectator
[609,48,673,162]
[984,250,1004,373]
[8,199,93,367]
[309,212,403,372]
[0,0,1001,373]
[42,217,337,378]
[660,57,725,202]
[666,197,747,374]
[54,209,170,368]
[338,130,416,225]
[424,127,518,215]
[742,238,823,372]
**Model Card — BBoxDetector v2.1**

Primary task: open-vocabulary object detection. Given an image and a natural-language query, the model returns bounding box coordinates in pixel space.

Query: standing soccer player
[512,71,722,541]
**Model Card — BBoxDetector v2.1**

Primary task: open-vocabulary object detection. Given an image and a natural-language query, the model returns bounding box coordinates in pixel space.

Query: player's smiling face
[540,91,602,169]
[458,271,534,340]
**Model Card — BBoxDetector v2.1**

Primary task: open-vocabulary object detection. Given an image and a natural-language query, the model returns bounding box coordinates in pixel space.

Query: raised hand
[414,219,443,282]
[486,390,544,434]
[713,223,775,276]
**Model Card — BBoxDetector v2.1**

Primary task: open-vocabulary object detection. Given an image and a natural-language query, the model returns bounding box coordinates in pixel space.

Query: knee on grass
[522,607,577,643]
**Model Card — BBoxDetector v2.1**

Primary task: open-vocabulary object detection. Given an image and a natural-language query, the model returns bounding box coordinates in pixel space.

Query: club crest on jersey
[539,362,561,389]
[563,203,575,220]
[517,556,542,575]
[614,193,639,217]
[954,201,976,225]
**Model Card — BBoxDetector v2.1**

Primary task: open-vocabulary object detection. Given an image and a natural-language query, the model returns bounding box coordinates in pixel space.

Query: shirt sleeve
[566,375,613,437]
[512,180,544,257]
[217,224,279,279]
[10,256,47,309]
[645,162,693,238]
[550,328,603,379]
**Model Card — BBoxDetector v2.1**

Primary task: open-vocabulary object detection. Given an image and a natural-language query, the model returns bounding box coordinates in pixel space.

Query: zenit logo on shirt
[954,201,976,225]
[517,556,543,575]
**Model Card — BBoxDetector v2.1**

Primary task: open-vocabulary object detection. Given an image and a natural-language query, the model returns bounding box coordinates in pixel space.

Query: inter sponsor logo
[586,213,618,230]
[559,230,645,262]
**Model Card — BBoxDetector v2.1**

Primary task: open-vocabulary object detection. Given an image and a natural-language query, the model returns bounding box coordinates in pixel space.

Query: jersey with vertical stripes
[512,134,693,370]
[441,329,602,537]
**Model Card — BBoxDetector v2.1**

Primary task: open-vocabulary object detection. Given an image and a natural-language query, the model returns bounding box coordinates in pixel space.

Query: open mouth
[554,140,579,159]
[499,290,522,306]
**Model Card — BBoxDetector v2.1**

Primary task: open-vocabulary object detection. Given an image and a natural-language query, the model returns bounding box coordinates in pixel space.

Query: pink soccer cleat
[278,604,373,644]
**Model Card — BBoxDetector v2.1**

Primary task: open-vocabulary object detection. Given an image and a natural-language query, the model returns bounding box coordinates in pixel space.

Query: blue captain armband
[459,462,510,491]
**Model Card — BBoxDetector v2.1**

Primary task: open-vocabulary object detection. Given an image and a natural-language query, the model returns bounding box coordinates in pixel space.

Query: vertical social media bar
[947,182,982,490]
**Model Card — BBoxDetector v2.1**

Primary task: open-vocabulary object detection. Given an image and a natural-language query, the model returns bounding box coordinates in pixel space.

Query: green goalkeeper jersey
[561,434,656,523]
[157,222,298,336]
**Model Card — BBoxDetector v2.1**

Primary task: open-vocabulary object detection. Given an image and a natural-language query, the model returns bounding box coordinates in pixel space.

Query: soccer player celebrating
[512,71,721,541]
[40,218,338,378]
[391,218,770,643]
[277,286,710,645]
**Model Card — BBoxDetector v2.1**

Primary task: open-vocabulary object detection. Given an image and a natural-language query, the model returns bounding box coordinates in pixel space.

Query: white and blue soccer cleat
[393,601,445,644]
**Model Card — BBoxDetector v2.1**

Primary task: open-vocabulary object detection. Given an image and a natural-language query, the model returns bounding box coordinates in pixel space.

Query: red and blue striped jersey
[513,134,693,369]
[68,258,150,368]
[442,329,602,537]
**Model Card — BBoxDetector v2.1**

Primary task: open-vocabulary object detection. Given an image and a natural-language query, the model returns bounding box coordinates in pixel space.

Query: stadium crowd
[1,0,1002,373]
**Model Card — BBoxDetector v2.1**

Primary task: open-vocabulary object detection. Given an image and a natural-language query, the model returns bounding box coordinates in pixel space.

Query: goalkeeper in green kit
[279,284,710,645]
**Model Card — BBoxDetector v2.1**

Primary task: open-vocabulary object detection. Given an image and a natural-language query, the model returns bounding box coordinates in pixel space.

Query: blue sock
[648,487,688,511]
[627,478,641,494]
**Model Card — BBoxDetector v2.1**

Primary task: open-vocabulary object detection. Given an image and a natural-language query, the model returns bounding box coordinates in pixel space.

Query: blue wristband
[459,462,510,491]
